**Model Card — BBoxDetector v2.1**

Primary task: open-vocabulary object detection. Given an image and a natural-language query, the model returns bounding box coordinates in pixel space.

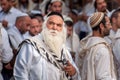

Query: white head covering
[30,10,42,15]
[19,13,28,17]
[51,0,62,3]
[64,16,73,22]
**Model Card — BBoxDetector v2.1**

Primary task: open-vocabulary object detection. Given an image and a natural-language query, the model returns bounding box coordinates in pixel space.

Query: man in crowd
[14,12,80,80]
[112,8,120,80]
[23,18,42,39]
[64,16,80,61]
[0,23,13,80]
[78,12,116,80]
[8,14,31,51]
[0,0,23,30]
[94,0,111,16]
[50,0,62,14]
[104,8,119,46]
[2,14,31,80]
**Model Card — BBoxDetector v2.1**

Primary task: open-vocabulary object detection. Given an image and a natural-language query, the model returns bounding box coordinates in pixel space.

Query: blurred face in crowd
[101,16,112,36]
[67,26,73,37]
[0,0,12,13]
[50,1,62,13]
[35,16,43,32]
[96,0,107,12]
[41,15,66,57]
[18,16,31,34]
[29,18,41,36]
[114,13,120,29]
[112,11,120,31]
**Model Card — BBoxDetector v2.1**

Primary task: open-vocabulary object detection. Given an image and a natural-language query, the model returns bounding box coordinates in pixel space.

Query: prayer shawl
[79,34,116,80]
[14,34,80,80]
[112,29,120,79]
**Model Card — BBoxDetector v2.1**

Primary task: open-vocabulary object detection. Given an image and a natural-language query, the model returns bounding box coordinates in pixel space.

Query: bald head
[15,16,31,34]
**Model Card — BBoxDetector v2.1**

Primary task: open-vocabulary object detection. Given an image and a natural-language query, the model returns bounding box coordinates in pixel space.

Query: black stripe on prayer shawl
[18,39,64,70]
[18,39,69,79]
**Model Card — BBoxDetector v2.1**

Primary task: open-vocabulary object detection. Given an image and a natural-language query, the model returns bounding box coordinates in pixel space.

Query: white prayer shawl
[23,31,33,39]
[104,29,116,47]
[66,31,80,53]
[79,34,116,80]
[14,34,81,80]
[0,23,13,80]
[65,31,80,67]
[7,26,25,49]
[112,29,120,80]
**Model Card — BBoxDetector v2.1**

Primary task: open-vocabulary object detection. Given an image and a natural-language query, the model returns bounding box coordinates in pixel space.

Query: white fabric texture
[112,29,120,80]
[23,31,33,39]
[0,23,13,80]
[78,34,116,80]
[7,26,25,49]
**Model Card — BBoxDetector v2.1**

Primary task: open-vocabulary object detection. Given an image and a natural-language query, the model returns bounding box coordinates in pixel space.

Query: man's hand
[2,20,8,28]
[4,63,13,70]
[63,61,76,76]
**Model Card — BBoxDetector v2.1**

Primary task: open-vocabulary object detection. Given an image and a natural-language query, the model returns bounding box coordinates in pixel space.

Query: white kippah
[20,13,28,16]
[51,0,62,3]
[90,12,104,28]
[64,16,73,22]
[30,10,42,15]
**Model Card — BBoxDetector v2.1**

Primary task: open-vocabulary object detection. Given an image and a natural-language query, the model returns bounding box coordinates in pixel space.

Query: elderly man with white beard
[13,12,81,80]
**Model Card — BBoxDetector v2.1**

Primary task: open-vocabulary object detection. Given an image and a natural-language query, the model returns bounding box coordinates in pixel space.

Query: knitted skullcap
[90,12,104,28]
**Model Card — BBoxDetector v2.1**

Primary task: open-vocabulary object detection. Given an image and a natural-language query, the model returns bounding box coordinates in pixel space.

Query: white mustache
[49,30,58,36]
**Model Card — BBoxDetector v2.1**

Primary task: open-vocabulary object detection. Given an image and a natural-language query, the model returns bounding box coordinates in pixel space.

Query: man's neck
[92,31,103,38]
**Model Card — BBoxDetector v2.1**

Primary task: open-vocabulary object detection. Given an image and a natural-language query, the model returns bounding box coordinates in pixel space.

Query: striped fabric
[90,12,104,28]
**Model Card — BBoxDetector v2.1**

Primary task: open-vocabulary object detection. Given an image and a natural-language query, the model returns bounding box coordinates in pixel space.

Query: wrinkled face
[41,15,66,58]
[102,16,112,36]
[0,0,11,13]
[46,15,63,33]
[50,1,62,13]
[96,0,107,12]
[20,17,31,34]
[29,19,41,36]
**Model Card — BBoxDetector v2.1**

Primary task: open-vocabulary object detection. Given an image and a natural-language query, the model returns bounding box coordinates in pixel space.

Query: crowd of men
[0,0,120,80]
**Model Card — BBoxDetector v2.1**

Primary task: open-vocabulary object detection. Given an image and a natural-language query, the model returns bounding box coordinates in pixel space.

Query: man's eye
[57,24,62,27]
[49,22,54,25]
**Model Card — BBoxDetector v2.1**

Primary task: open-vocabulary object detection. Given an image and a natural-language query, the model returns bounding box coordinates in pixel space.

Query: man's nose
[53,24,57,30]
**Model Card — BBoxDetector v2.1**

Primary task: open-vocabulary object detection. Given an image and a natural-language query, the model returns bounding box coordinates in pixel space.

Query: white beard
[41,27,66,58]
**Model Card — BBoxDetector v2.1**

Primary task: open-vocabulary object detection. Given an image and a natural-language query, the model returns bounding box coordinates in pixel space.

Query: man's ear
[99,23,104,30]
